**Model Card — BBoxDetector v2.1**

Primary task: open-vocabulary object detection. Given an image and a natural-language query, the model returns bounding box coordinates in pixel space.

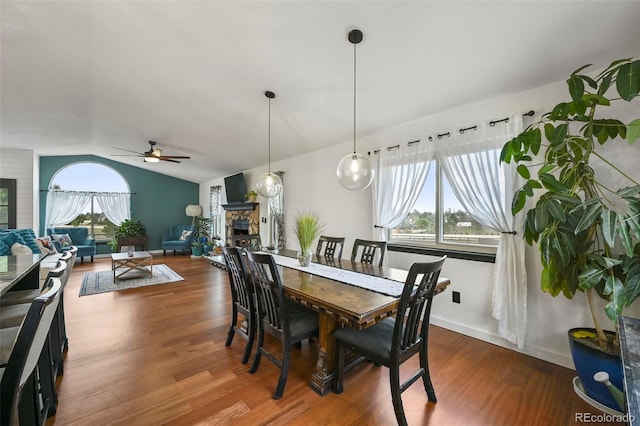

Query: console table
[116,235,148,252]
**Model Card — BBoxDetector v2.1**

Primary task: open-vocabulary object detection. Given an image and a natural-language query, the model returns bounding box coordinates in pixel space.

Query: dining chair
[222,246,256,364]
[315,236,345,259]
[350,238,387,267]
[245,251,319,400]
[232,234,262,251]
[333,256,447,426]
[0,277,62,426]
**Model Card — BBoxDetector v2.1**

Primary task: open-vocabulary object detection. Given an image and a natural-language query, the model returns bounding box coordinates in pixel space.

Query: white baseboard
[430,315,574,369]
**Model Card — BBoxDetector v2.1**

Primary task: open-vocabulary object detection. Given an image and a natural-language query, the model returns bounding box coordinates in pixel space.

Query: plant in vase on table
[108,218,146,252]
[293,211,323,266]
[501,58,640,413]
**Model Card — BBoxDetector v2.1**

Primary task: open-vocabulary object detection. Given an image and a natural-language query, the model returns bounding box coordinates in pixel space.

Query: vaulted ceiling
[2,1,639,183]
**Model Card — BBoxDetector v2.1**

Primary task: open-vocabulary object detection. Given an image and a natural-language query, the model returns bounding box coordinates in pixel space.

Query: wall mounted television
[224,172,247,203]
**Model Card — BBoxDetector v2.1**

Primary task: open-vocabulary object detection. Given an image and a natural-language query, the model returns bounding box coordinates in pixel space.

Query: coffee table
[111,251,153,282]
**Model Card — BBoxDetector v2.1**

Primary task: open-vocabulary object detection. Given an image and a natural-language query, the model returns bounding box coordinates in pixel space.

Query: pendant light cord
[268,96,271,172]
[353,39,357,154]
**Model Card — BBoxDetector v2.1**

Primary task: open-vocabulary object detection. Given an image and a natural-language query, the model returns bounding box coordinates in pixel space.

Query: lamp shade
[336,153,374,191]
[185,204,203,217]
[256,171,282,198]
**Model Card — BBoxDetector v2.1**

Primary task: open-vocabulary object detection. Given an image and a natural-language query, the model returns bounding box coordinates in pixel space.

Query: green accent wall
[39,155,199,253]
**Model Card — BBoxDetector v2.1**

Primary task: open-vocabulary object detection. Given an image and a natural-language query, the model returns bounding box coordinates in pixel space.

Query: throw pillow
[0,231,26,248]
[36,236,58,254]
[11,242,33,255]
[179,230,192,241]
[52,233,73,247]
[0,240,10,256]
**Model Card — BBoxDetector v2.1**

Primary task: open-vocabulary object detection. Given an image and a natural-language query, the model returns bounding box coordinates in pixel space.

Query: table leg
[310,312,338,395]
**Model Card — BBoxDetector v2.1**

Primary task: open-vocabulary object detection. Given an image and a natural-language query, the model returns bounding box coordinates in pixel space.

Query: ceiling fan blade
[160,155,191,159]
[161,158,181,163]
[114,146,143,155]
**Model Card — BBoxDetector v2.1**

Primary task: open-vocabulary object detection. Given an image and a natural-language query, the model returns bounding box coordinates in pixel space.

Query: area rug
[79,264,184,296]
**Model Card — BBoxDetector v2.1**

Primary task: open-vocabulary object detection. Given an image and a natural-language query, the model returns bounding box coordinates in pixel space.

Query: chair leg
[273,345,291,399]
[91,255,94,262]
[241,314,256,365]
[248,329,264,374]
[420,345,437,403]
[390,366,408,426]
[225,306,238,347]
[333,341,344,394]
[163,250,166,255]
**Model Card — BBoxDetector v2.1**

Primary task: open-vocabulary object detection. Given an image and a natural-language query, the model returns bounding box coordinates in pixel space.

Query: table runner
[266,253,406,298]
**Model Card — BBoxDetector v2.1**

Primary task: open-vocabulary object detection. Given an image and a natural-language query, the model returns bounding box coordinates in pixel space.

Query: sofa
[0,228,42,255]
[47,227,96,263]
[162,224,194,255]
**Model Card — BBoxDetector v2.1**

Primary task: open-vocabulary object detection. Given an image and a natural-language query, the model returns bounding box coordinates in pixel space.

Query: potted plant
[109,219,147,252]
[246,190,258,203]
[293,211,323,266]
[191,216,212,257]
[500,58,640,411]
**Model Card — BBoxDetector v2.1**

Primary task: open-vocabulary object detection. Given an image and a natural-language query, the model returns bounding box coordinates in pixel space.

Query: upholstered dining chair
[350,238,387,267]
[333,256,447,426]
[315,236,345,259]
[245,251,319,400]
[222,246,256,364]
[0,277,62,426]
[232,234,262,251]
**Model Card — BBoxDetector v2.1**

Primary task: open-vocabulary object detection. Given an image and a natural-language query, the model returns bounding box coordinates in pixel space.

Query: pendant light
[256,90,283,198]
[336,29,374,191]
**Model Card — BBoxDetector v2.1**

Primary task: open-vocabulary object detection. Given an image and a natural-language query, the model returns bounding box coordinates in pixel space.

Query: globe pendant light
[336,29,374,191]
[256,91,283,198]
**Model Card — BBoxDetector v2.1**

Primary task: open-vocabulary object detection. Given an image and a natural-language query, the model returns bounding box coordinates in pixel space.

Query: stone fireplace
[222,202,260,247]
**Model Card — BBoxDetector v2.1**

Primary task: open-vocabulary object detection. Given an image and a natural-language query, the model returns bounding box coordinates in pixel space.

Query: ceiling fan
[112,141,191,163]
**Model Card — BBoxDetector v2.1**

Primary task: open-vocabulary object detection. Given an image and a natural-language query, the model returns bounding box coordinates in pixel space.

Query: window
[49,163,129,241]
[209,185,222,240]
[0,179,17,229]
[390,161,500,251]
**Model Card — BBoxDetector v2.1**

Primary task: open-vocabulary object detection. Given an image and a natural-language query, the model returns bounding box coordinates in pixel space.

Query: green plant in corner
[109,218,146,251]
[191,216,212,248]
[500,58,640,350]
[293,211,323,255]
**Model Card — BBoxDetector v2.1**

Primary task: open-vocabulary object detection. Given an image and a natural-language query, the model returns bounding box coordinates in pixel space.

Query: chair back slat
[316,236,345,259]
[246,251,286,334]
[393,257,446,356]
[223,247,253,312]
[350,239,387,267]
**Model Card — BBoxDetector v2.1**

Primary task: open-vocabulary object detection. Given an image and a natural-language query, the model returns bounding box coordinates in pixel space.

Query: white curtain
[94,192,131,225]
[372,139,434,243]
[45,191,93,229]
[434,115,527,348]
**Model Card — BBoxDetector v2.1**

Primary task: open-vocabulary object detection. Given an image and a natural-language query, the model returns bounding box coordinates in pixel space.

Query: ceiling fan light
[336,152,374,190]
[144,156,160,163]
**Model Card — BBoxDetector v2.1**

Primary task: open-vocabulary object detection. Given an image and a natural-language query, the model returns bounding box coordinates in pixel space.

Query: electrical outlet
[452,291,461,304]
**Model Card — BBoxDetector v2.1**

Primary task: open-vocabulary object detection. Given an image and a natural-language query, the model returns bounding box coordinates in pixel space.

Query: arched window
[48,162,130,241]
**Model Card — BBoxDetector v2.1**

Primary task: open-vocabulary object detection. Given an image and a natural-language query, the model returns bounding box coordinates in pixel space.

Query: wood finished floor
[46,255,623,425]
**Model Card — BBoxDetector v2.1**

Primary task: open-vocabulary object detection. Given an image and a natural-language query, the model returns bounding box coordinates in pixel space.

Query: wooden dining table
[207,248,450,395]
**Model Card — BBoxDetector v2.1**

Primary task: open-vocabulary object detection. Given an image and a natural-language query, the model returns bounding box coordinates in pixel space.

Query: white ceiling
[2,1,639,183]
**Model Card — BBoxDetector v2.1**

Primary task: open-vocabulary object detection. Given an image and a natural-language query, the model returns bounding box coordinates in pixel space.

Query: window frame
[388,160,499,258]
[0,178,17,229]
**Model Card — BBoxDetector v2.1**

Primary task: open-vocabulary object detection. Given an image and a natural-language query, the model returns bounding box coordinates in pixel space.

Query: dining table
[0,253,48,297]
[207,248,450,396]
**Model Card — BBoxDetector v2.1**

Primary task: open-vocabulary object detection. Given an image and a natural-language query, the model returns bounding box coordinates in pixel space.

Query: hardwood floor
[46,255,623,425]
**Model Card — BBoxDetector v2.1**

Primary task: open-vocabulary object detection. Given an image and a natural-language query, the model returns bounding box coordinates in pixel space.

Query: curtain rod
[371,110,535,153]
[40,189,136,195]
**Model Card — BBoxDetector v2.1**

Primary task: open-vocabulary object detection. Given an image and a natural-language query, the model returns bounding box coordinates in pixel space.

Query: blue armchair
[162,225,194,255]
[47,227,96,263]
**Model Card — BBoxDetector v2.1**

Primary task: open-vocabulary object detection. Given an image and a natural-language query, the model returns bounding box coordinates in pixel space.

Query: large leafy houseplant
[501,58,640,350]
[109,218,146,251]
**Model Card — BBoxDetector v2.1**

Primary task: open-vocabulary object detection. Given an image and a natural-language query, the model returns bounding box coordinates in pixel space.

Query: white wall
[200,76,640,369]
[0,148,38,230]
